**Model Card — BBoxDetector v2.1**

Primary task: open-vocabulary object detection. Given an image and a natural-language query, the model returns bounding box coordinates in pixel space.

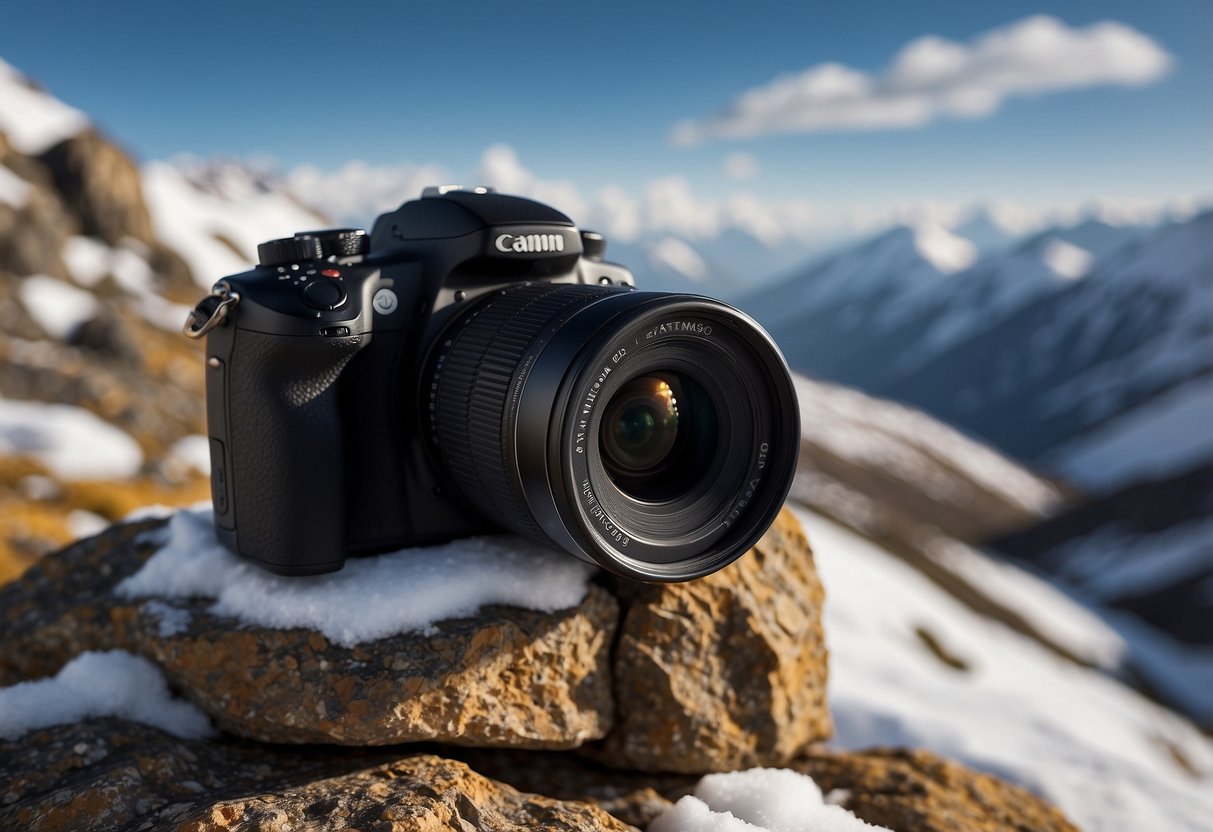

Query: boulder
[0,521,617,749]
[0,719,633,832]
[793,747,1080,832]
[595,509,832,772]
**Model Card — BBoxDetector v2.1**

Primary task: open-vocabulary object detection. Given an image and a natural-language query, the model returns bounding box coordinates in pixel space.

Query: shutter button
[303,281,345,310]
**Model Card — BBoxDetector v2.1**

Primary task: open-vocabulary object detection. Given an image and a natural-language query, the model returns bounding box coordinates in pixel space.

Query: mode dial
[296,228,369,258]
[257,236,323,267]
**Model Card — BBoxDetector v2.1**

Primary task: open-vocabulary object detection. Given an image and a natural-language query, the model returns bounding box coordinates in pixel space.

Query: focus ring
[432,282,618,541]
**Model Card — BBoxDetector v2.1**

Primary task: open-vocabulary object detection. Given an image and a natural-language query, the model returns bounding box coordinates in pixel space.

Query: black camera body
[189,188,800,582]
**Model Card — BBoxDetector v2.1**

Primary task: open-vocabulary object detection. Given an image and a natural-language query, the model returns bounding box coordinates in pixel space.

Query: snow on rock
[800,509,1213,832]
[1049,379,1213,491]
[0,650,212,740]
[0,58,88,155]
[648,768,888,832]
[142,159,327,287]
[0,163,32,208]
[116,506,596,646]
[0,396,143,479]
[18,274,98,340]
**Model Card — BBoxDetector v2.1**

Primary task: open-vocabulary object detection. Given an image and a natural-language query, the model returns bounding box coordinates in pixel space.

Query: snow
[116,506,597,646]
[648,769,888,832]
[1040,238,1093,279]
[60,235,155,293]
[922,535,1127,668]
[800,509,1213,832]
[0,58,88,154]
[0,396,143,480]
[911,223,976,274]
[1050,379,1213,491]
[142,159,327,287]
[165,434,212,475]
[60,236,112,286]
[794,374,1061,515]
[0,163,31,208]
[649,236,709,282]
[18,274,98,340]
[67,509,109,540]
[0,650,212,740]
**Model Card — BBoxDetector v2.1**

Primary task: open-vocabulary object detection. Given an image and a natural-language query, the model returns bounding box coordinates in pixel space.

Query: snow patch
[1041,238,1093,279]
[0,650,212,740]
[649,237,709,282]
[165,434,212,476]
[18,274,98,340]
[116,507,597,646]
[0,58,89,154]
[67,509,109,540]
[912,224,976,274]
[0,163,31,208]
[649,768,888,831]
[0,397,143,480]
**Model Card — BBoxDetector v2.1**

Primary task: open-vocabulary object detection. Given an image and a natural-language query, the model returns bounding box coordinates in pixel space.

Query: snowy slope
[803,509,1213,832]
[142,159,328,288]
[0,58,87,154]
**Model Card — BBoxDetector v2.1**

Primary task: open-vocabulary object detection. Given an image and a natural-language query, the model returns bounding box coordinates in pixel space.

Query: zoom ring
[432,283,618,541]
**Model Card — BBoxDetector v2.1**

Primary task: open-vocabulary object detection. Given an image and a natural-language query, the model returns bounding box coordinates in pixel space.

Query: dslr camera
[185,187,798,582]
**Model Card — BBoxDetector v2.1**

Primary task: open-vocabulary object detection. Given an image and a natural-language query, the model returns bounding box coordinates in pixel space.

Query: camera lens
[428,283,799,582]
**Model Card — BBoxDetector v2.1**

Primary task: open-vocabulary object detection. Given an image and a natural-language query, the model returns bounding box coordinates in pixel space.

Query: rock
[0,521,618,749]
[38,130,155,246]
[594,509,831,773]
[793,747,1080,832]
[0,718,633,832]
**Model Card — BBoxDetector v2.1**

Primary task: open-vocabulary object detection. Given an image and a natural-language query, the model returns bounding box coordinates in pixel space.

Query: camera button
[372,288,399,315]
[303,280,345,310]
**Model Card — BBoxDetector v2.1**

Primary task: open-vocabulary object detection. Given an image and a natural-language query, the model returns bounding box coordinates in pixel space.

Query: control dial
[580,230,607,261]
[258,236,323,267]
[296,228,369,258]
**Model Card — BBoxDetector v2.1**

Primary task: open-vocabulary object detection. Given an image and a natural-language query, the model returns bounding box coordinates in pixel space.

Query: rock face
[598,509,831,772]
[0,719,633,832]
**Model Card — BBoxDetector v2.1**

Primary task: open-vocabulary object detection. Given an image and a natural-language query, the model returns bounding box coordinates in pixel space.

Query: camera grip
[225,329,366,572]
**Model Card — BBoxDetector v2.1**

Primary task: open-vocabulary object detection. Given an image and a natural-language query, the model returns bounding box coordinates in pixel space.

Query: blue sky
[1,0,1208,231]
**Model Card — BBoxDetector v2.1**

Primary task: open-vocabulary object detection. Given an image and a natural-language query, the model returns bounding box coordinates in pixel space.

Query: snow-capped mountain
[746,209,1209,487]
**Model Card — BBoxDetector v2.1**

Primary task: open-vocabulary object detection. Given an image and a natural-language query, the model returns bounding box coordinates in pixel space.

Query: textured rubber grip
[432,283,617,541]
[226,329,365,572]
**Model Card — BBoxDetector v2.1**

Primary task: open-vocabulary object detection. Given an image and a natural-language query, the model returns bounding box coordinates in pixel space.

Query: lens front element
[600,374,718,502]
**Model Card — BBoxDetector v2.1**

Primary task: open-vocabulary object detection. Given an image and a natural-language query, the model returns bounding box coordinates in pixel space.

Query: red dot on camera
[321,269,341,278]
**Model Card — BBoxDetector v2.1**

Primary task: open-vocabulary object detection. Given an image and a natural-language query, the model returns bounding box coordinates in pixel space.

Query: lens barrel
[428,283,799,582]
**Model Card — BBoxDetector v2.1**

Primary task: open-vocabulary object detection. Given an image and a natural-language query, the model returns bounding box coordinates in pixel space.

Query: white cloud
[723,151,760,181]
[282,144,1206,251]
[288,159,450,227]
[672,15,1173,144]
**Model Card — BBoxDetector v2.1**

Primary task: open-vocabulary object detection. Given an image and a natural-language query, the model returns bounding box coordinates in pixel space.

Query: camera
[184,187,799,582]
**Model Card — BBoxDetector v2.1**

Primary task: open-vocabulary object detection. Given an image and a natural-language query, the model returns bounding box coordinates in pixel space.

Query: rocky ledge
[0,508,1078,831]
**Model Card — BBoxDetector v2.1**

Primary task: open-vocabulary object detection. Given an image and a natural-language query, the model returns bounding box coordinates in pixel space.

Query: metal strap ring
[183,284,240,340]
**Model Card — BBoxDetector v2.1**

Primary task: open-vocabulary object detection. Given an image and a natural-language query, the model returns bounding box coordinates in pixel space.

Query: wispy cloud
[672,15,1173,145]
